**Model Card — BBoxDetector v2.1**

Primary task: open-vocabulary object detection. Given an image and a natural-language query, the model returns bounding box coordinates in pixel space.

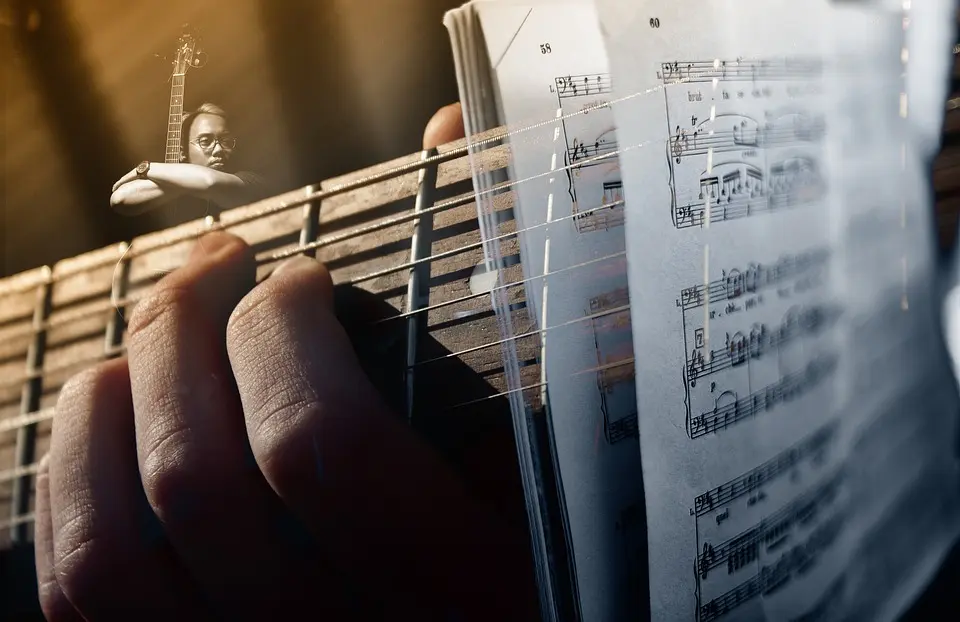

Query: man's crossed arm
[110,162,264,215]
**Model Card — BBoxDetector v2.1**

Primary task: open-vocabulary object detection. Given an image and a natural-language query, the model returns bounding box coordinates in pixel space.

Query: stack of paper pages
[445,1,960,620]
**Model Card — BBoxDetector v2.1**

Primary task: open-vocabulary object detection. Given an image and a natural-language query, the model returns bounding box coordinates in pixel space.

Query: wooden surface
[0,129,543,547]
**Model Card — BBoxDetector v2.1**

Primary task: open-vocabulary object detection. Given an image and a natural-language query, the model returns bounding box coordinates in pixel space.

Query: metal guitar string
[0,78,670,300]
[0,79,675,535]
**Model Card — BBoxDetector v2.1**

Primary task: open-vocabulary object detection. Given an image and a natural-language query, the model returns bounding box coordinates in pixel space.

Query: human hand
[112,165,148,193]
[37,104,538,621]
[424,102,466,149]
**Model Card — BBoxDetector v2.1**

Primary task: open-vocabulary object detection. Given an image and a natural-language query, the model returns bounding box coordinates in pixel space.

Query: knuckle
[138,426,197,522]
[127,284,191,339]
[249,392,322,490]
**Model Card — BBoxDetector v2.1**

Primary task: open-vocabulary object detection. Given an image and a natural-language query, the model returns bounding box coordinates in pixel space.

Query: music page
[471,1,644,619]
[594,0,960,620]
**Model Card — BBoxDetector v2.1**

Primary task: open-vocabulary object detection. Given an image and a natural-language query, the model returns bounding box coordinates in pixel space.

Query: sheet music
[469,1,644,619]
[593,0,960,620]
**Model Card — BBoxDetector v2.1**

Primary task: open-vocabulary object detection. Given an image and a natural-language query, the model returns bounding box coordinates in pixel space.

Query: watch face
[136,161,149,175]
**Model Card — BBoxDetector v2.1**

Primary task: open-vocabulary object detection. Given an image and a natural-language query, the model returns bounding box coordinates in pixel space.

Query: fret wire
[0,87,654,295]
[404,149,439,423]
[376,250,628,325]
[299,185,322,258]
[11,271,52,542]
[105,242,131,355]
[411,303,631,369]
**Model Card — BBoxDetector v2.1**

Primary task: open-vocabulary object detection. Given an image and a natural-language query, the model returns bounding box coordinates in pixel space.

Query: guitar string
[0,80,668,511]
[0,77,673,298]
[0,188,624,346]
[0,241,629,394]
[0,70,837,523]
[0,132,624,338]
[443,356,635,412]
[373,250,627,325]
[0,354,639,494]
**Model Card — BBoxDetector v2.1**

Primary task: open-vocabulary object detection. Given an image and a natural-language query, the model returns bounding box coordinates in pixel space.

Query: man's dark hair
[179,103,228,161]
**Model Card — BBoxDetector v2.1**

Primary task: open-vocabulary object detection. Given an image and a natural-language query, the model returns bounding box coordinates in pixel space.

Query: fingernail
[272,255,318,278]
[189,231,243,261]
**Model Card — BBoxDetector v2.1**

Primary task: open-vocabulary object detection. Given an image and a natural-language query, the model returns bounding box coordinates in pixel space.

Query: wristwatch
[135,160,151,179]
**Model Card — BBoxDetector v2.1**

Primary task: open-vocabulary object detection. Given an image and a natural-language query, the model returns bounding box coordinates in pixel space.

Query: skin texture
[37,104,540,621]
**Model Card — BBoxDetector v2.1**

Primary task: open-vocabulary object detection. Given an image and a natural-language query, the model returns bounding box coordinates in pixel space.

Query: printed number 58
[540,43,552,54]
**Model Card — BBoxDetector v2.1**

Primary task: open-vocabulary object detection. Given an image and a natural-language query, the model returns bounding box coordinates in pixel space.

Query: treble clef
[671,128,685,163]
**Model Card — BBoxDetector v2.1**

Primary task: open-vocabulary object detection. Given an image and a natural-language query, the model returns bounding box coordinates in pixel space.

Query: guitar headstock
[172,24,206,75]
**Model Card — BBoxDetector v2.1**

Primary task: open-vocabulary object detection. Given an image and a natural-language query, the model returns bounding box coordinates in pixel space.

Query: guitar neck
[165,72,186,163]
[0,125,542,546]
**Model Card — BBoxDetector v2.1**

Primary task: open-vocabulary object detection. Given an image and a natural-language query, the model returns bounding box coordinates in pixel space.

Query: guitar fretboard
[166,72,186,163]
[0,126,544,547]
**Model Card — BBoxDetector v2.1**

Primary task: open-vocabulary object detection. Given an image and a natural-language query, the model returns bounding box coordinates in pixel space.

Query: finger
[126,232,364,620]
[47,359,205,620]
[34,453,83,621]
[227,255,539,620]
[423,102,465,149]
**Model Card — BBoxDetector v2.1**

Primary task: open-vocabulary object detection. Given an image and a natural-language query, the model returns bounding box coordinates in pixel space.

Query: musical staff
[678,249,830,312]
[698,509,846,622]
[668,120,824,162]
[688,354,838,439]
[685,305,839,385]
[568,136,620,169]
[573,181,626,233]
[692,422,837,517]
[659,58,823,85]
[556,72,613,98]
[696,470,844,580]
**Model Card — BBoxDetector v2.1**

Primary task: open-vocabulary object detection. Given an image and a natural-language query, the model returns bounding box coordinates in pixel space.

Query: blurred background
[1,0,467,279]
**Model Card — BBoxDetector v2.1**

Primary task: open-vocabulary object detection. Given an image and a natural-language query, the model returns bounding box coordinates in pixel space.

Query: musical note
[676,249,830,312]
[688,354,838,439]
[555,72,613,99]
[699,508,845,622]
[696,470,844,579]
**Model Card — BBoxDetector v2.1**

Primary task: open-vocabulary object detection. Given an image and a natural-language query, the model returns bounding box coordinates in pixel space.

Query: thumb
[423,102,466,149]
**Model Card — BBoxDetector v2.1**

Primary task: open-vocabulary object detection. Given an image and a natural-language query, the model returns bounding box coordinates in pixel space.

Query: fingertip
[270,255,334,300]
[188,231,249,263]
[423,103,465,149]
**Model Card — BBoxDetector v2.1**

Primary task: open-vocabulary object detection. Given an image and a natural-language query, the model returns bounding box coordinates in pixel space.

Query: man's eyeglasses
[190,136,237,152]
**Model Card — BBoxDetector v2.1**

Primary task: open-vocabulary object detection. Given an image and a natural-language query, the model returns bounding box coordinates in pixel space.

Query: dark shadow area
[10,0,134,256]
[256,0,367,184]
